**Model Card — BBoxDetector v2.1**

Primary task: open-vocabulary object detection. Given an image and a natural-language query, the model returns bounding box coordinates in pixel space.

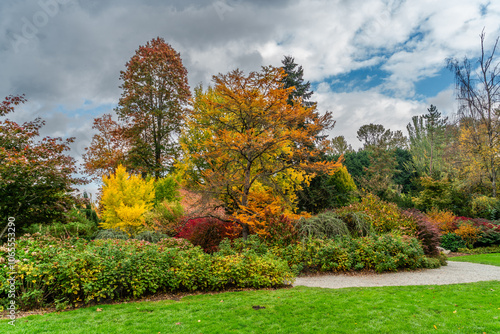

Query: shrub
[440,233,466,252]
[338,212,373,238]
[296,211,349,240]
[261,214,299,247]
[99,164,155,236]
[24,208,98,240]
[144,200,184,236]
[426,208,457,234]
[343,194,416,234]
[403,209,441,256]
[470,219,500,247]
[156,237,194,250]
[471,195,500,220]
[176,217,241,253]
[134,230,169,243]
[457,245,500,254]
[94,229,129,240]
[277,234,429,274]
[0,234,292,310]
[153,175,181,205]
[455,223,481,248]
[221,234,434,275]
[346,234,429,273]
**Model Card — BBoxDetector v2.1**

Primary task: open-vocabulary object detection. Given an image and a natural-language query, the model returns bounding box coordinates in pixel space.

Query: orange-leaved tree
[116,37,191,179]
[180,66,341,238]
[83,114,130,181]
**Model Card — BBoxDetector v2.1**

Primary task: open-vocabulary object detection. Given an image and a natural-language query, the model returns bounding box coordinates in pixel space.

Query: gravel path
[293,262,500,289]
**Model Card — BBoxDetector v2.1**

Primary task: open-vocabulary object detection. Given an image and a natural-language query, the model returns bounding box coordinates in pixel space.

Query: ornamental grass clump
[296,211,349,240]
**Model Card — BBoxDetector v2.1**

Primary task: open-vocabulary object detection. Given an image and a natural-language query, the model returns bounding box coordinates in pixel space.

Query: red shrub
[175,217,241,253]
[403,209,441,256]
[262,214,299,246]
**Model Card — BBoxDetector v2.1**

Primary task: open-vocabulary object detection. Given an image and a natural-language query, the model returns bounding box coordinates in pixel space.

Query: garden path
[293,262,500,289]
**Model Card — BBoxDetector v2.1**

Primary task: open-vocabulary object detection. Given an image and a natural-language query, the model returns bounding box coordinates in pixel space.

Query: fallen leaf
[220,300,223,302]
[96,308,102,312]
[434,325,437,329]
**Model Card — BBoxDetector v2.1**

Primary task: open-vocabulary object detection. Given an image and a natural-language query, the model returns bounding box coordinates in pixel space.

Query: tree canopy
[180,66,341,238]
[116,37,191,178]
[0,95,85,232]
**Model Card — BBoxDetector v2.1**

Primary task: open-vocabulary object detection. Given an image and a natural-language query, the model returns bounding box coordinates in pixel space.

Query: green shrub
[221,234,432,275]
[134,230,169,243]
[440,233,466,252]
[156,237,194,250]
[0,234,292,310]
[471,195,500,220]
[345,234,428,273]
[153,175,181,205]
[144,200,184,236]
[338,212,373,238]
[23,208,98,240]
[296,211,349,240]
[94,229,129,240]
[456,245,500,254]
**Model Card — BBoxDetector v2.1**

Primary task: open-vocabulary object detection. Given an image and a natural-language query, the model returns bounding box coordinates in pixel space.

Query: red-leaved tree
[0,95,85,234]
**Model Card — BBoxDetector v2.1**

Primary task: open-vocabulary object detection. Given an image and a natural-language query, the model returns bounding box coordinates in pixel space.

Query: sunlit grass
[448,253,500,267]
[3,281,499,333]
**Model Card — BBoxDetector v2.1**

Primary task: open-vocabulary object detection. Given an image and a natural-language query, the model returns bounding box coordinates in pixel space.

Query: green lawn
[2,282,499,333]
[448,253,500,267]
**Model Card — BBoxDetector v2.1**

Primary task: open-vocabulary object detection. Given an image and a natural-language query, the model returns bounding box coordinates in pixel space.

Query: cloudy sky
[1,0,500,195]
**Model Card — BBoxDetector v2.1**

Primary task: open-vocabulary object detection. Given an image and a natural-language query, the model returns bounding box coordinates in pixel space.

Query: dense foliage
[99,165,155,235]
[0,95,85,232]
[0,234,292,310]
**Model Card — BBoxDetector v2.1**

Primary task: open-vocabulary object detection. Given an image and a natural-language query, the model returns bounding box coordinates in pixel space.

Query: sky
[1,0,500,196]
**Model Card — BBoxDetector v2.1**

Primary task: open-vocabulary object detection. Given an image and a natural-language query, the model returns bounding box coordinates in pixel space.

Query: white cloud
[1,0,500,180]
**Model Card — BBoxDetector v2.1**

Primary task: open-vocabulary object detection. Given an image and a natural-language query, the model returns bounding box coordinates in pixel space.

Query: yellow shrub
[426,208,456,234]
[455,223,481,248]
[100,164,155,236]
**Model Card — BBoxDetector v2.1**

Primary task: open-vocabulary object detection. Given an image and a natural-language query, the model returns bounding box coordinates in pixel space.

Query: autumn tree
[100,164,155,236]
[0,95,85,234]
[82,114,129,181]
[448,31,500,197]
[181,67,340,238]
[116,37,191,178]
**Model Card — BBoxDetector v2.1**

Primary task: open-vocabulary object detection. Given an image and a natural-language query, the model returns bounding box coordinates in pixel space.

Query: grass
[448,253,500,267]
[2,281,499,333]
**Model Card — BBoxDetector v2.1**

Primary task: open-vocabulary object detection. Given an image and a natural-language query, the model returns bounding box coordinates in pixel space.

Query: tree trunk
[241,223,249,240]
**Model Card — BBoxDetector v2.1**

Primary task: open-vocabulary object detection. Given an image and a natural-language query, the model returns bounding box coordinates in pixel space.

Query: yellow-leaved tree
[180,66,341,238]
[100,164,155,235]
